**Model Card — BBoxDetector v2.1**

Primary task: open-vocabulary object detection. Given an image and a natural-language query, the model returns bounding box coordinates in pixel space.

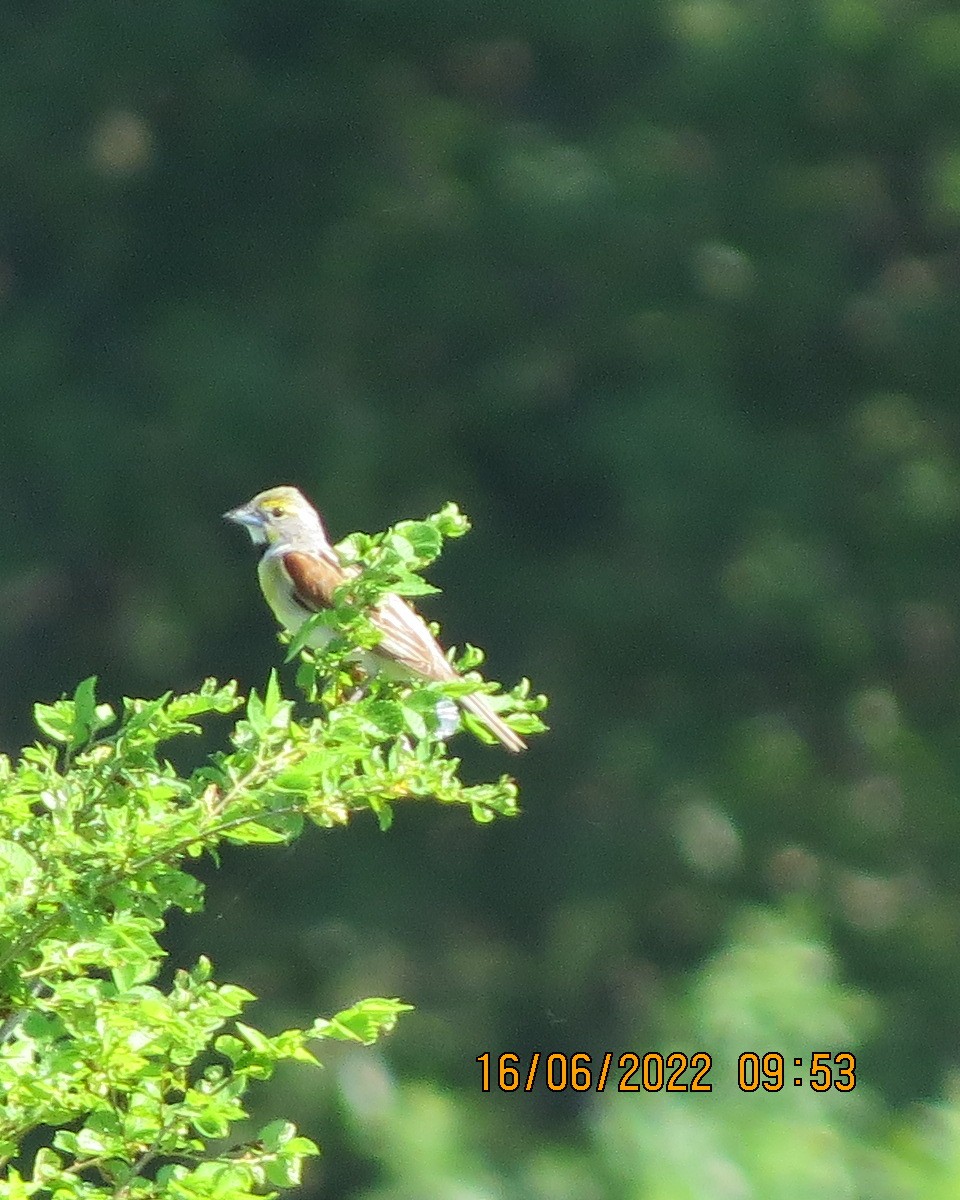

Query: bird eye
[269,505,285,518]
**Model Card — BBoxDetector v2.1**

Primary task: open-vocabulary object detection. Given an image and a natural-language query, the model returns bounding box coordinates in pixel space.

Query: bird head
[223,486,329,548]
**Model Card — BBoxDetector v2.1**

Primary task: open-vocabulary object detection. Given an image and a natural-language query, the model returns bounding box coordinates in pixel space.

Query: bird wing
[281,548,347,613]
[369,592,459,681]
[282,548,525,751]
[281,549,457,680]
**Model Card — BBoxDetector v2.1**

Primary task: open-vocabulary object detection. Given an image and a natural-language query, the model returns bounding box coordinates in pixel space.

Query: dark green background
[5,1,960,1193]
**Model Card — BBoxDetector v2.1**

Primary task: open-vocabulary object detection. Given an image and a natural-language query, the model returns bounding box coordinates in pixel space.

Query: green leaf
[369,797,394,831]
[72,675,98,739]
[192,956,214,983]
[235,1022,273,1053]
[34,699,75,743]
[315,997,414,1044]
[295,657,317,696]
[263,668,282,722]
[0,839,40,886]
[400,703,430,739]
[461,709,500,745]
[258,1120,296,1151]
[52,1130,80,1155]
[264,1156,305,1188]
[68,675,115,744]
[245,687,266,736]
[111,961,151,991]
[504,712,549,734]
[389,576,442,597]
[394,520,443,560]
[386,532,417,562]
[222,820,292,845]
[214,1034,245,1062]
[431,502,471,538]
[284,611,334,662]
[452,643,485,671]
[165,679,242,721]
[360,700,406,737]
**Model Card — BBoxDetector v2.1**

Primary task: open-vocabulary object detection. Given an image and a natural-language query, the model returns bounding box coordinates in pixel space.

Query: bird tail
[459,691,527,753]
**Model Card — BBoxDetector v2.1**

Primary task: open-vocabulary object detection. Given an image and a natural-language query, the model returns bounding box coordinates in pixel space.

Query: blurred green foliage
[4,0,960,1193]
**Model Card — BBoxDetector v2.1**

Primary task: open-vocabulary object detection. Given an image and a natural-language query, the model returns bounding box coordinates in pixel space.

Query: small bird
[224,486,526,752]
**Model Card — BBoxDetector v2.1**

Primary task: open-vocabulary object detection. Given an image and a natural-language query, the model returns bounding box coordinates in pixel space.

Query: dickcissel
[224,486,526,752]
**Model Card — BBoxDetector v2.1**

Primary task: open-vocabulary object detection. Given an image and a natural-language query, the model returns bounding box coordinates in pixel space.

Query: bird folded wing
[372,593,459,681]
[282,549,347,612]
[282,549,457,680]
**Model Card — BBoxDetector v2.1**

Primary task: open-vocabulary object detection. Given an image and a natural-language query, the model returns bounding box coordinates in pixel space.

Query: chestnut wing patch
[282,550,346,612]
[283,549,456,681]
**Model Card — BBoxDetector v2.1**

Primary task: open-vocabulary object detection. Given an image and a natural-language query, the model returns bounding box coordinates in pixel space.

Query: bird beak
[223,504,270,545]
[223,504,262,529]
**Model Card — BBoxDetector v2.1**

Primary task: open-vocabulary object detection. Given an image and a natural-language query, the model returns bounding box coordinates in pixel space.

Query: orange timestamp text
[476,1051,856,1093]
